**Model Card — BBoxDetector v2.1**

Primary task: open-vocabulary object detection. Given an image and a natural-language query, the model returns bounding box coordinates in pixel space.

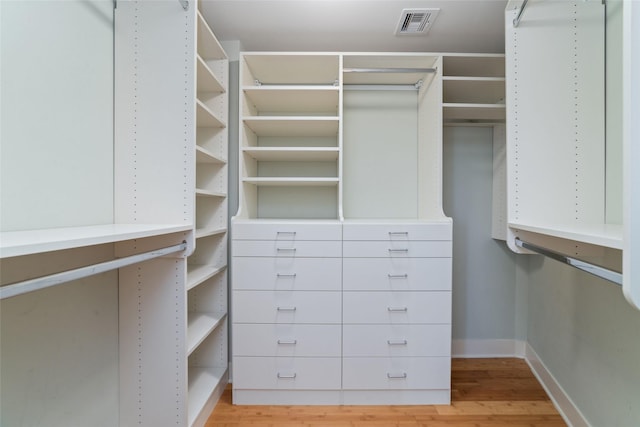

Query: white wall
[443,126,523,348]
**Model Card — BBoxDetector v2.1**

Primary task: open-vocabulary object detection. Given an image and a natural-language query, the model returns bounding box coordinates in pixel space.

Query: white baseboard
[524,344,591,427]
[453,339,590,427]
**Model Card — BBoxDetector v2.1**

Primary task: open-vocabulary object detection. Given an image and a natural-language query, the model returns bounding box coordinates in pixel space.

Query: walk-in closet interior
[1,1,639,426]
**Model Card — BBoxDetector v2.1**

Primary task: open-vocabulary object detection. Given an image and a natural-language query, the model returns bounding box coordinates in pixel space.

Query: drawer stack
[342,222,453,404]
[232,221,343,404]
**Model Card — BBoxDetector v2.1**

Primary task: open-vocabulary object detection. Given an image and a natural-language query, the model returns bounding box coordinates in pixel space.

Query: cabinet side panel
[114,0,196,227]
[0,0,113,231]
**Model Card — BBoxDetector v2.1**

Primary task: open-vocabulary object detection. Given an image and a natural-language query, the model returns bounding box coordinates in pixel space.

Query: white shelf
[443,103,506,122]
[509,222,623,250]
[243,177,340,187]
[0,223,192,258]
[195,226,227,240]
[195,189,226,198]
[196,146,226,164]
[243,117,339,137]
[187,312,226,356]
[242,147,339,162]
[197,56,225,94]
[243,54,339,85]
[187,264,226,291]
[188,366,227,427]
[443,77,505,104]
[243,86,339,114]
[197,100,226,128]
[197,12,226,61]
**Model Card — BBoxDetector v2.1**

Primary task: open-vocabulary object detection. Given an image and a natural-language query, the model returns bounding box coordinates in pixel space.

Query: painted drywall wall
[525,258,640,426]
[443,127,522,346]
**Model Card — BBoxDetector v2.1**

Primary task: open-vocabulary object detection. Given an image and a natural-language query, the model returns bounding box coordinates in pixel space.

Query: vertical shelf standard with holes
[187,6,229,427]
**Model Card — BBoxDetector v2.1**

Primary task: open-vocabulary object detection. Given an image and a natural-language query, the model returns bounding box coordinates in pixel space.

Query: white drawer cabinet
[342,222,452,241]
[343,257,451,291]
[234,324,341,357]
[343,241,451,258]
[234,240,342,257]
[234,357,342,390]
[342,324,451,357]
[233,290,342,324]
[233,221,342,241]
[342,357,451,390]
[343,291,451,324]
[233,257,342,291]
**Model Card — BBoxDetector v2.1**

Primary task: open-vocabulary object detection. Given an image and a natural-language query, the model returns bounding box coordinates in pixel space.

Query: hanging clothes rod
[513,0,529,27]
[514,238,622,286]
[178,0,189,11]
[343,67,437,74]
[0,242,187,300]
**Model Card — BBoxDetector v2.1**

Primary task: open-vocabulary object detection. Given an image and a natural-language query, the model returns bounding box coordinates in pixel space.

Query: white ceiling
[200,0,508,54]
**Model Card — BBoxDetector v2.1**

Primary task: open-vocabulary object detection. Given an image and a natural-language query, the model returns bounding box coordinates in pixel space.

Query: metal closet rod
[513,0,529,28]
[514,238,622,286]
[0,242,187,300]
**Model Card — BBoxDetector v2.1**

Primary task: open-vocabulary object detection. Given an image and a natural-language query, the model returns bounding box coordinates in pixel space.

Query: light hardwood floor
[206,358,567,426]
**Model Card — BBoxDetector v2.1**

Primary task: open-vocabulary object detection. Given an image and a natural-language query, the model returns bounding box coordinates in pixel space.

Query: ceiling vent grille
[395,8,440,35]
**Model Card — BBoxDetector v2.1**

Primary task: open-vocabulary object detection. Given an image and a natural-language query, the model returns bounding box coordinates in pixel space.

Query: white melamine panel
[442,55,505,78]
[342,90,418,219]
[343,291,451,324]
[243,87,339,115]
[342,357,451,390]
[243,147,339,162]
[342,241,452,258]
[505,0,606,245]
[233,291,341,324]
[243,117,339,137]
[233,324,341,357]
[1,0,113,231]
[233,221,342,241]
[342,222,452,241]
[233,357,342,390]
[242,54,340,86]
[233,257,342,291]
[343,324,451,357]
[342,258,452,291]
[233,240,341,257]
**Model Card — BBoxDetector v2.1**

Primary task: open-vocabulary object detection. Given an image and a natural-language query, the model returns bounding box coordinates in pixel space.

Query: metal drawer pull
[387,373,407,379]
[277,248,297,252]
[277,373,297,379]
[387,307,408,312]
[277,339,297,345]
[276,273,297,278]
[277,306,297,312]
[277,231,297,236]
[388,249,409,253]
[388,232,409,236]
[387,339,408,345]
[388,274,408,279]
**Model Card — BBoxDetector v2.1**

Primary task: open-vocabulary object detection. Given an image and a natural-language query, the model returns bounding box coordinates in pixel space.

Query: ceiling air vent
[395,8,440,35]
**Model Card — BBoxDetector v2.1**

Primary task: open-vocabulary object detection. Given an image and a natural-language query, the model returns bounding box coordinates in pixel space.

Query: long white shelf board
[508,222,624,250]
[1,223,192,258]
[188,367,227,427]
[187,312,226,356]
[187,264,226,291]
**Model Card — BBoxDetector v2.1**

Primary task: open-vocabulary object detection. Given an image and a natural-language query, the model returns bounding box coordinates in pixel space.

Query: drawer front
[233,257,342,291]
[233,240,342,257]
[233,357,342,390]
[233,221,342,241]
[343,324,451,357]
[342,258,451,291]
[233,291,341,324]
[234,324,341,357]
[343,291,451,324]
[342,357,451,390]
[343,222,452,241]
[342,241,451,258]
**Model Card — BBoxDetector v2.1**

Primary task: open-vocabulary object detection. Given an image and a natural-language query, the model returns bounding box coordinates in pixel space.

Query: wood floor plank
[206,358,567,426]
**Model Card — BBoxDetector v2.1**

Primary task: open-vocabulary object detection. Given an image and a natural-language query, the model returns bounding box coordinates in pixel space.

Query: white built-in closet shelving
[442,54,506,125]
[1,1,229,425]
[188,6,229,427]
